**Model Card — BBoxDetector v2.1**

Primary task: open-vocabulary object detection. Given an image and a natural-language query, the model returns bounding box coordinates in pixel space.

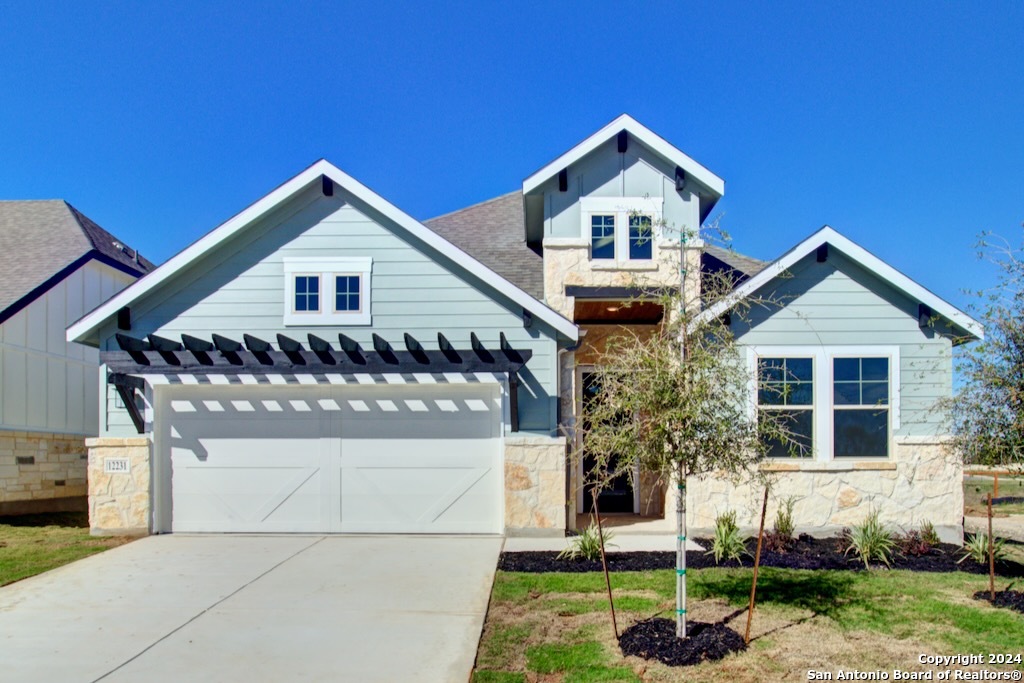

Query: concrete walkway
[0,534,501,683]
[505,533,703,552]
[965,514,1024,543]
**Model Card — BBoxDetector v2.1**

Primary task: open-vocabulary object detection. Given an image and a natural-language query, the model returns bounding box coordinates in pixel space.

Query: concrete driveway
[0,534,502,682]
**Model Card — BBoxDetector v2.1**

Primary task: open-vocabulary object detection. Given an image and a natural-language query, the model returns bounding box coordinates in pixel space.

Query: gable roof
[424,191,544,299]
[0,200,153,325]
[695,226,984,340]
[522,114,726,222]
[68,160,578,345]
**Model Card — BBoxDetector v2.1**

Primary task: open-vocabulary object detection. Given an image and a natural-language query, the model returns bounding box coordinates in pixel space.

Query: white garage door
[157,384,502,534]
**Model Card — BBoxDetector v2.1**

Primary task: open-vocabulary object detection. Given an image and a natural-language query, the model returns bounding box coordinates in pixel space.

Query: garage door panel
[161,384,502,534]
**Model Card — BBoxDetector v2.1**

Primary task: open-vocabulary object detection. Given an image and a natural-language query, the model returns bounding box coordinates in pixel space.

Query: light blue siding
[731,251,954,435]
[541,139,700,239]
[99,184,561,436]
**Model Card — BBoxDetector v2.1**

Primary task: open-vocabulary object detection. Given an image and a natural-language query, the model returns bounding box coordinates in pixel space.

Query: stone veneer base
[86,437,152,537]
[0,430,89,509]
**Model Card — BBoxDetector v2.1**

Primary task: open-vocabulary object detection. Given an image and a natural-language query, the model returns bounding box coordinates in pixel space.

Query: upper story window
[750,347,900,461]
[591,215,616,260]
[579,197,663,264]
[283,257,372,326]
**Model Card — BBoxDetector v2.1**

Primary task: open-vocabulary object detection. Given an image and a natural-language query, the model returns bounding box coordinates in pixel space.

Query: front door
[580,371,635,514]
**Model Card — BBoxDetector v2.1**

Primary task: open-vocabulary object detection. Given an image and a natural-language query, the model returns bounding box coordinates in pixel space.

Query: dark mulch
[619,618,746,666]
[499,534,1024,577]
[973,589,1024,614]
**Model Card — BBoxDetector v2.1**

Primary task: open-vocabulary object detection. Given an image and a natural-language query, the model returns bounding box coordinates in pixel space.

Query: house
[67,115,979,541]
[0,201,152,515]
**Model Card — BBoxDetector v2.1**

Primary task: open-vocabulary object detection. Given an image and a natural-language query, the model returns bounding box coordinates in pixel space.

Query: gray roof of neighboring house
[424,191,545,299]
[702,244,767,282]
[0,200,153,322]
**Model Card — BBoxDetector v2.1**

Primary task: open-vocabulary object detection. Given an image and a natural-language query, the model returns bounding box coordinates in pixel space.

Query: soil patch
[619,618,746,666]
[499,534,1024,577]
[973,589,1024,614]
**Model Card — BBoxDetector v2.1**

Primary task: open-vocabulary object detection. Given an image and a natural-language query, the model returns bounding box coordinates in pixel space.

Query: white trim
[283,257,372,326]
[746,344,901,462]
[522,114,725,197]
[696,226,983,339]
[68,160,578,344]
[580,196,664,265]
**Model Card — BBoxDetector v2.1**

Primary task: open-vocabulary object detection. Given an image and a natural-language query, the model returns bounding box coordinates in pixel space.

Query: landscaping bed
[499,534,1024,577]
[974,589,1024,614]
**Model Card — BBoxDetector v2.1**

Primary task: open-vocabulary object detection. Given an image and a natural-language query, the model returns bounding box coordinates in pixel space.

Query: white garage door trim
[153,383,504,534]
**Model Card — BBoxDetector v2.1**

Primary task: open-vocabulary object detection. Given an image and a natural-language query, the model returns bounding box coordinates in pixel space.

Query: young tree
[949,230,1024,467]
[578,237,790,640]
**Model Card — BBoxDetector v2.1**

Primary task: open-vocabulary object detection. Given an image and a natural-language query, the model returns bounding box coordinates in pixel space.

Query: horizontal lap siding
[732,251,954,436]
[100,187,559,436]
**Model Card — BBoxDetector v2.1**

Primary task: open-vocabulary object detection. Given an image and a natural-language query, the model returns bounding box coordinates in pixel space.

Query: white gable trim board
[522,114,726,197]
[68,160,577,346]
[695,226,984,340]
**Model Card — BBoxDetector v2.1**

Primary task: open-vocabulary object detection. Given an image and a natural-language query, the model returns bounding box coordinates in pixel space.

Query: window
[628,214,653,260]
[750,347,899,461]
[335,275,361,312]
[757,357,814,458]
[283,257,372,326]
[833,357,889,458]
[579,197,663,263]
[293,276,320,312]
[591,215,615,260]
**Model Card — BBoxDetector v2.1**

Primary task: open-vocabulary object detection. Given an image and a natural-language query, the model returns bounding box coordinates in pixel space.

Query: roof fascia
[68,160,577,344]
[695,226,984,340]
[521,114,725,198]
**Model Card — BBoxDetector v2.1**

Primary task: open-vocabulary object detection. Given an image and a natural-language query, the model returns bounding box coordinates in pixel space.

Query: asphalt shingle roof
[0,200,153,318]
[702,243,768,281]
[424,191,545,299]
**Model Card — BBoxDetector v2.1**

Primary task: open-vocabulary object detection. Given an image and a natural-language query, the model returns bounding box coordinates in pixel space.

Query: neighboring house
[0,201,152,514]
[68,115,980,542]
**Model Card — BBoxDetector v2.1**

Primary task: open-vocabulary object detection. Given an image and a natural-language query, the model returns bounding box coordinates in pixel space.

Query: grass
[473,568,1024,682]
[0,511,132,586]
[965,474,1024,515]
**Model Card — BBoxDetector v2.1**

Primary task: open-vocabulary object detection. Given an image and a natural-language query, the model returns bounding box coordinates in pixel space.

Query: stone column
[86,437,152,536]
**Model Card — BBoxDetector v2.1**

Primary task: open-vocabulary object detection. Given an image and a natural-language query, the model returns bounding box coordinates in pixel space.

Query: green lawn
[475,568,1024,682]
[0,512,132,586]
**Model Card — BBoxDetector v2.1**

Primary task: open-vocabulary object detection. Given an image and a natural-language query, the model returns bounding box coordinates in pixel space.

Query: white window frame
[579,196,664,264]
[747,345,901,462]
[283,257,372,326]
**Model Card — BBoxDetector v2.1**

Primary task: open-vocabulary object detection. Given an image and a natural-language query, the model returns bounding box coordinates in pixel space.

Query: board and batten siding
[1,261,135,435]
[98,184,561,437]
[729,250,954,436]
[541,138,700,239]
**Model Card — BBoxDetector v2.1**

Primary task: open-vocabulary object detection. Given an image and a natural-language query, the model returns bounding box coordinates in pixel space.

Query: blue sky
[1,2,1021,313]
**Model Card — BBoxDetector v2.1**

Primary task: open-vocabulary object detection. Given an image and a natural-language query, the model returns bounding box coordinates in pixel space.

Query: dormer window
[283,257,372,326]
[591,215,616,260]
[580,197,663,264]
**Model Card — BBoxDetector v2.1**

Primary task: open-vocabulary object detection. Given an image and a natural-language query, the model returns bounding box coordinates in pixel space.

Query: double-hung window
[283,257,372,326]
[751,347,899,461]
[833,357,890,458]
[757,357,814,458]
[580,197,663,264]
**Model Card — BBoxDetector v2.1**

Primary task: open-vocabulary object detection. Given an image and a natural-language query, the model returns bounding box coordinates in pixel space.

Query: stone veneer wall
[504,434,567,535]
[0,430,89,512]
[86,437,152,536]
[682,437,963,543]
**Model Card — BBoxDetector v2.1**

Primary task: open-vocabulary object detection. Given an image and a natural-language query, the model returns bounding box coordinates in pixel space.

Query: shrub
[764,497,797,552]
[557,522,616,561]
[845,509,895,569]
[707,510,747,564]
[896,522,940,557]
[958,533,1007,566]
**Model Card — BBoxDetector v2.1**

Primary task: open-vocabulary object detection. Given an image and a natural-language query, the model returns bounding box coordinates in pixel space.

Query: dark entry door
[580,372,635,514]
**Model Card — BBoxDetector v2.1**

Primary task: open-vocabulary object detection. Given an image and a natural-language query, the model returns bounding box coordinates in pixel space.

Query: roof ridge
[424,190,520,224]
